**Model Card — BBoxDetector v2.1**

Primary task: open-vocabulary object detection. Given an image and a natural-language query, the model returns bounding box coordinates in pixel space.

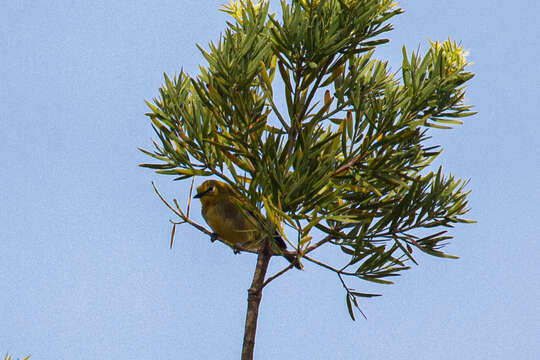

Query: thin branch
[154,181,245,250]
[173,199,184,218]
[304,234,333,254]
[153,181,212,236]
[303,256,368,319]
[339,272,367,320]
[170,215,213,237]
[302,255,357,276]
[262,263,295,288]
[304,251,380,281]
[294,219,304,254]
[154,181,295,257]
[332,152,367,177]
[152,181,185,218]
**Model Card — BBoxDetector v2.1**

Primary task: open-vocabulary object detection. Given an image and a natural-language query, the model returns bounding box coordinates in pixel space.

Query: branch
[152,181,185,218]
[304,234,333,254]
[338,272,367,320]
[302,255,356,276]
[262,263,295,288]
[303,255,368,319]
[153,181,257,253]
[332,152,368,177]
[153,182,299,259]
[242,243,272,360]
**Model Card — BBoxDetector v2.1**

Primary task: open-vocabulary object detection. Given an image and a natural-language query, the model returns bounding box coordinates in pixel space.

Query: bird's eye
[209,186,215,193]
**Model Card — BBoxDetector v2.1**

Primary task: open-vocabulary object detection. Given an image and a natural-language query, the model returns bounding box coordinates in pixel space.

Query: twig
[262,263,295,288]
[338,272,367,320]
[332,153,367,177]
[302,255,367,319]
[302,255,355,276]
[295,219,303,251]
[302,254,332,268]
[173,199,184,217]
[152,181,184,218]
[153,181,335,266]
[154,181,271,255]
[153,182,218,242]
[304,234,333,254]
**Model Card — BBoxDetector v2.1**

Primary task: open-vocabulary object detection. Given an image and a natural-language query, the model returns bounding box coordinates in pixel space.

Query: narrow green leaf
[350,291,382,298]
[156,168,212,176]
[346,293,356,321]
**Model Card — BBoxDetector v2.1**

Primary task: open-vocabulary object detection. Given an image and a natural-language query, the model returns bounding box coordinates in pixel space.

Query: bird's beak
[194,188,211,199]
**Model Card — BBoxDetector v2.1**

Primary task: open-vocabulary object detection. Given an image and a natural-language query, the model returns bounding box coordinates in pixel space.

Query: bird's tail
[272,233,302,269]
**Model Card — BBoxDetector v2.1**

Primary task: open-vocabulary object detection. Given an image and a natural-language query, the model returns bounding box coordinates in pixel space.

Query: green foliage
[140,0,475,319]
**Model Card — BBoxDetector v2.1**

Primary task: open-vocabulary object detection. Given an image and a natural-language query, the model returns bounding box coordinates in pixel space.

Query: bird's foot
[232,244,242,254]
[210,233,219,243]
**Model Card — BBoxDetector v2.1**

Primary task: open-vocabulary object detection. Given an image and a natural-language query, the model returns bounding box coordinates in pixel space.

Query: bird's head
[194,180,235,200]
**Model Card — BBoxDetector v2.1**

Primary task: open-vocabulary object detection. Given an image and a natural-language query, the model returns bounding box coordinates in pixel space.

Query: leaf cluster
[140,0,476,318]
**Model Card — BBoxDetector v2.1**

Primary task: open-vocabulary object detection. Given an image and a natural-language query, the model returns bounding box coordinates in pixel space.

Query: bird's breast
[201,198,258,247]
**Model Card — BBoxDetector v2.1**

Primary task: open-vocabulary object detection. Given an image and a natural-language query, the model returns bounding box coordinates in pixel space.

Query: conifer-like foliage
[141,0,475,321]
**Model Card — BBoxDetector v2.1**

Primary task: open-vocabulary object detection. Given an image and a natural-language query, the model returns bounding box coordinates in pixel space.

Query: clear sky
[2,1,539,359]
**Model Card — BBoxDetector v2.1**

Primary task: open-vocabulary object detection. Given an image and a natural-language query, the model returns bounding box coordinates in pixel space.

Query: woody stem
[241,243,272,360]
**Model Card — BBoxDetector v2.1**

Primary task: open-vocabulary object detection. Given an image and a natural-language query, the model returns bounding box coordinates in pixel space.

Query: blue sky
[1,1,539,359]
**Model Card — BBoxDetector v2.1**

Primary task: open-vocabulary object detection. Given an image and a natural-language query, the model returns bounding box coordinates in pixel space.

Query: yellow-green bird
[194,180,300,269]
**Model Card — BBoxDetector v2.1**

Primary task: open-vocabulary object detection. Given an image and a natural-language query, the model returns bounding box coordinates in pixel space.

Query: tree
[140,0,475,358]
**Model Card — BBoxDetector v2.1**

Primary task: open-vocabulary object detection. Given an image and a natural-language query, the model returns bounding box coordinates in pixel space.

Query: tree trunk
[241,246,271,360]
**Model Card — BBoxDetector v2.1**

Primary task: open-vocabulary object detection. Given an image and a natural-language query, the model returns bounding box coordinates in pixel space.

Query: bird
[194,179,301,269]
